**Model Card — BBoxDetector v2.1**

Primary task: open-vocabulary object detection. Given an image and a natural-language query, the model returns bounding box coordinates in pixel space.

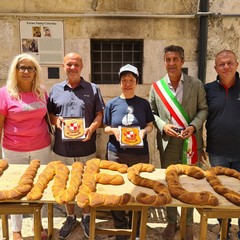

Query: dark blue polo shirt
[205,72,240,157]
[48,78,104,157]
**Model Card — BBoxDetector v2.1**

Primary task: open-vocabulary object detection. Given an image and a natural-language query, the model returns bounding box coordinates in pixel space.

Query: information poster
[19,20,64,64]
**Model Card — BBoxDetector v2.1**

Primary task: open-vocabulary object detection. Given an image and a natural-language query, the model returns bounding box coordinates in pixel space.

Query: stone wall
[0,0,239,166]
[206,0,240,83]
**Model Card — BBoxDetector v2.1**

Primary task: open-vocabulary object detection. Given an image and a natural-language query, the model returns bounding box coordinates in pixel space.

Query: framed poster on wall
[19,20,64,64]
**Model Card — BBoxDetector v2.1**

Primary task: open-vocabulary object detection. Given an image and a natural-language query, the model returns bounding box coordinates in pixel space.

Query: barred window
[91,40,143,84]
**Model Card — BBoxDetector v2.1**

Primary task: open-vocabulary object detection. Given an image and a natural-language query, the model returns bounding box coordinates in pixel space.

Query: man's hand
[163,124,182,137]
[163,124,195,139]
[82,127,93,142]
[179,125,195,139]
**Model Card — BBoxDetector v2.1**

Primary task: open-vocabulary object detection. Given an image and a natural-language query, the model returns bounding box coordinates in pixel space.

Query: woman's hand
[104,126,120,141]
[56,116,64,130]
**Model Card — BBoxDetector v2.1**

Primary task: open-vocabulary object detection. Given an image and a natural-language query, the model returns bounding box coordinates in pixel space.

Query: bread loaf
[166,164,218,206]
[128,163,172,206]
[206,166,240,206]
[27,161,62,200]
[77,158,100,208]
[99,160,128,173]
[0,159,8,176]
[0,159,40,200]
[55,162,84,204]
[52,162,70,197]
[95,173,124,185]
[89,192,133,207]
[77,158,135,207]
[136,192,171,206]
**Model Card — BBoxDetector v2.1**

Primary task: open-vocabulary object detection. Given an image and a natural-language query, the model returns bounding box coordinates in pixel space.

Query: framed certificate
[119,126,143,148]
[62,117,85,141]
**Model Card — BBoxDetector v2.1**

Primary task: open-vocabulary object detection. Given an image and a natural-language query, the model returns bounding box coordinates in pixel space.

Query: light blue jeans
[208,153,240,233]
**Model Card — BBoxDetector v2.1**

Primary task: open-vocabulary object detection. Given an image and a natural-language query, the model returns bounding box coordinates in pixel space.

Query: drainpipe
[197,0,209,83]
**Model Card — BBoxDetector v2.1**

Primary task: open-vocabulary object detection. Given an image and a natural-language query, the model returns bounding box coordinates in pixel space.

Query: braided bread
[128,163,172,206]
[27,161,62,200]
[206,166,240,206]
[55,162,84,204]
[77,158,100,208]
[166,164,218,206]
[89,192,133,207]
[95,173,124,185]
[0,159,40,200]
[52,162,70,197]
[99,160,128,173]
[0,159,8,176]
[77,158,135,207]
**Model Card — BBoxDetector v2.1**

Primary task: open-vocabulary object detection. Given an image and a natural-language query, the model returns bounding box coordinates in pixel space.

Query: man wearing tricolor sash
[149,45,208,240]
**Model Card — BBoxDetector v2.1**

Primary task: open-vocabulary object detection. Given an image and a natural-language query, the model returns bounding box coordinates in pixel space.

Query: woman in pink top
[0,53,51,240]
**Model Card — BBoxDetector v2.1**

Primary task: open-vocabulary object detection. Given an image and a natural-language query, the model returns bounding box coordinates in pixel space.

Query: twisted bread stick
[77,158,100,208]
[206,166,240,206]
[99,160,128,173]
[26,161,62,200]
[128,163,172,206]
[0,159,8,176]
[166,164,218,206]
[55,162,84,204]
[95,173,124,185]
[0,159,40,200]
[77,158,134,207]
[52,162,70,197]
[89,192,133,207]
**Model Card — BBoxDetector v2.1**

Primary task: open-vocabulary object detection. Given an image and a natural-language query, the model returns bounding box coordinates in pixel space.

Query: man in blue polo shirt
[205,49,240,240]
[48,52,104,239]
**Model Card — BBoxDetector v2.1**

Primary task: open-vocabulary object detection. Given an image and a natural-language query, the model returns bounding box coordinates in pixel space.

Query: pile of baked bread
[0,159,240,207]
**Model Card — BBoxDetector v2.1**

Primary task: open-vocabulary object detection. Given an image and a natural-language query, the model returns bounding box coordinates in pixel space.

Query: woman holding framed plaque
[103,64,154,240]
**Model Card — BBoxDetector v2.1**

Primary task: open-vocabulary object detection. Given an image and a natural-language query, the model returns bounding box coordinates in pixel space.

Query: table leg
[199,211,208,240]
[180,207,187,240]
[2,214,9,239]
[130,211,138,240]
[220,219,228,240]
[139,207,148,240]
[47,203,54,239]
[33,205,42,240]
[89,208,97,240]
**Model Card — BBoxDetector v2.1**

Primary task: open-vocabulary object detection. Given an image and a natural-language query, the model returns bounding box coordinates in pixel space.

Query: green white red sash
[153,78,198,164]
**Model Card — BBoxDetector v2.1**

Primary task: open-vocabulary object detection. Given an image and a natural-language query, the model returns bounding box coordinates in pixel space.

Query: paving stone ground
[1,205,239,240]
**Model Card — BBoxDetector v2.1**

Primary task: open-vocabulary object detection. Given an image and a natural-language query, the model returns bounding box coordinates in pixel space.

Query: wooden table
[0,164,56,240]
[1,164,240,240]
[90,205,148,240]
[94,168,240,240]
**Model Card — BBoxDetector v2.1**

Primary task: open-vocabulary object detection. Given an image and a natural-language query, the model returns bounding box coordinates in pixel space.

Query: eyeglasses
[17,66,36,73]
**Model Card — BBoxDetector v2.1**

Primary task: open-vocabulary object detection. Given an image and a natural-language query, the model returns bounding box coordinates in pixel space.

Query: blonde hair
[6,53,46,100]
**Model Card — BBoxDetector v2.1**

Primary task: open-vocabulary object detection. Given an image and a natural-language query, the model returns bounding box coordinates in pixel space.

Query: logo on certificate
[121,127,141,146]
[64,118,84,139]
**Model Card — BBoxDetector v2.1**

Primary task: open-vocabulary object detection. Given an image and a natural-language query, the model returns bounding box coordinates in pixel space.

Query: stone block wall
[0,0,240,166]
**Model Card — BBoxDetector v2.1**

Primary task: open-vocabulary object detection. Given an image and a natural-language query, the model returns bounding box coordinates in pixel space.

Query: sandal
[13,231,23,240]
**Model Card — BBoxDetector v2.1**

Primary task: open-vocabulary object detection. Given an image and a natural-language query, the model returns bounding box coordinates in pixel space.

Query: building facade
[0,0,239,165]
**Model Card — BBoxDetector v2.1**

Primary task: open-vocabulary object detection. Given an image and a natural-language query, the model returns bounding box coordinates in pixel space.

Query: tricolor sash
[153,78,198,164]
